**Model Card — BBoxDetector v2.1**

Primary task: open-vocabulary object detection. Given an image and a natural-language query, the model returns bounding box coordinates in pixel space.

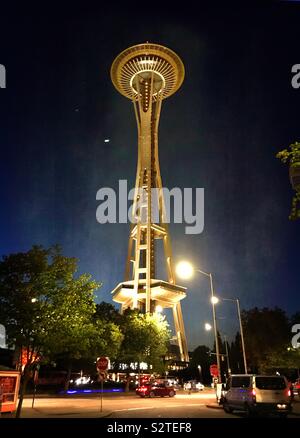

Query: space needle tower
[110,43,189,362]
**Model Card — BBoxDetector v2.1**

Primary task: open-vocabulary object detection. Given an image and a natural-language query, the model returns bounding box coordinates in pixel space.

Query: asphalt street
[2,390,299,418]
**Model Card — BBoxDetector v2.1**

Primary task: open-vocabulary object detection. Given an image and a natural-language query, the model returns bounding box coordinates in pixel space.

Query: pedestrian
[186,381,191,395]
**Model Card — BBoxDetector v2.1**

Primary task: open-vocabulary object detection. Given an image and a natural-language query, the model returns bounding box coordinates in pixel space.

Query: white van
[223,374,292,417]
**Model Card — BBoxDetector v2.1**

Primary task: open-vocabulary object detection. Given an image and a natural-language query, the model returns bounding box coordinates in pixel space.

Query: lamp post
[198,365,202,382]
[176,262,222,383]
[205,323,231,377]
[222,298,247,374]
[197,269,221,383]
[223,334,231,376]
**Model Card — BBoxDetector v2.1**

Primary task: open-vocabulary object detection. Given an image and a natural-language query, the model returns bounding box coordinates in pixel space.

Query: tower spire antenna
[110,43,188,363]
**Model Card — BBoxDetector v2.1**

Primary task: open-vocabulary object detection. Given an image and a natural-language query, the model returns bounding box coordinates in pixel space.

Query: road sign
[210,364,219,377]
[96,357,109,371]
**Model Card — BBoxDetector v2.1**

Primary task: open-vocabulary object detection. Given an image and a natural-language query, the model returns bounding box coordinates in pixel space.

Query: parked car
[183,380,204,392]
[223,374,292,417]
[136,382,176,398]
[292,378,300,397]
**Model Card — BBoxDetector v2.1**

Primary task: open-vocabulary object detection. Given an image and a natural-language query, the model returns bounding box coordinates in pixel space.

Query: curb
[206,403,223,410]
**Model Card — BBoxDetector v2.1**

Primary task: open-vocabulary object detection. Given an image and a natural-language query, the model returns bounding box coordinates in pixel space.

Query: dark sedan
[136,382,176,398]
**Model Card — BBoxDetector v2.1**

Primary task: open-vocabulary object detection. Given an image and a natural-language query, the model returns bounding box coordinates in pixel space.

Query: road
[4,390,299,418]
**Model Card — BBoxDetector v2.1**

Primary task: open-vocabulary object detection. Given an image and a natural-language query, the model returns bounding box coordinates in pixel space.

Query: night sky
[0,3,299,350]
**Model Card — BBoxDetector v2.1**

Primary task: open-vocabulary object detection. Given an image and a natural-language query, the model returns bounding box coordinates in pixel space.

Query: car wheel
[244,403,256,417]
[223,399,233,413]
[169,390,175,397]
[149,391,155,398]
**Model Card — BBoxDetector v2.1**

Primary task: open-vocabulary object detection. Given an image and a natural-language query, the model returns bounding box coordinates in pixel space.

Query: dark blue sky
[0,3,299,349]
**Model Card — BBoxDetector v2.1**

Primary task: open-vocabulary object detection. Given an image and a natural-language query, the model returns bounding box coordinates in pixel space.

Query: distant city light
[75,376,90,386]
[104,138,110,143]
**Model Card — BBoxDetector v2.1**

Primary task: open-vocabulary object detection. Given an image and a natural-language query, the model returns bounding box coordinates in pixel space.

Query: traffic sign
[97,357,109,371]
[210,364,219,377]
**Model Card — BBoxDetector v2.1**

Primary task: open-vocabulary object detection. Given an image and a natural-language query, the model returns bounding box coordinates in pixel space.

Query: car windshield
[255,377,286,390]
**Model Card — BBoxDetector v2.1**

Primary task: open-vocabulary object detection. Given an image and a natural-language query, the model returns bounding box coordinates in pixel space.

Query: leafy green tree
[49,317,123,391]
[94,301,123,325]
[0,245,107,416]
[116,309,171,391]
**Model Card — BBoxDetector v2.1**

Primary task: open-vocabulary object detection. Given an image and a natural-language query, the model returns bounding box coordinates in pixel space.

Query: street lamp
[176,261,222,383]
[205,323,212,331]
[211,296,219,305]
[223,334,231,376]
[175,261,194,280]
[221,297,247,374]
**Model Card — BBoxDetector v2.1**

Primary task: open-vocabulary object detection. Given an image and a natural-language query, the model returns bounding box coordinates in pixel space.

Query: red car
[293,379,300,396]
[136,382,176,398]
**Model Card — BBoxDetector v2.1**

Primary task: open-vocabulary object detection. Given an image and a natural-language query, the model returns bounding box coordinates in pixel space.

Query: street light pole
[222,297,247,374]
[196,269,221,383]
[236,299,247,374]
[224,334,231,375]
[198,365,202,382]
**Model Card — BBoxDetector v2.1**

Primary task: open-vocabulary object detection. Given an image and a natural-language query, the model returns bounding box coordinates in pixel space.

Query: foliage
[94,301,123,325]
[262,347,300,372]
[229,333,245,374]
[0,245,111,416]
[189,345,212,383]
[116,309,171,375]
[289,192,300,221]
[242,307,291,373]
[276,141,300,164]
[276,141,300,220]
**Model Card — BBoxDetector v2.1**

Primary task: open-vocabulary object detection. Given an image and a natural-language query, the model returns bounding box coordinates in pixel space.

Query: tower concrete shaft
[110,43,188,362]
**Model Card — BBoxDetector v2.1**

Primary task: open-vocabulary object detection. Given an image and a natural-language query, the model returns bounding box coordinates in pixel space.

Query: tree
[229,333,244,374]
[49,300,123,392]
[242,307,290,373]
[276,141,300,220]
[49,316,123,391]
[189,345,212,383]
[94,301,123,325]
[115,309,171,391]
[0,245,106,416]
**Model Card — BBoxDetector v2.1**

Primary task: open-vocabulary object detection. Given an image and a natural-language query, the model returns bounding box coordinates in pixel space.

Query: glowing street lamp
[205,323,212,331]
[175,261,194,280]
[176,261,221,383]
[211,296,219,305]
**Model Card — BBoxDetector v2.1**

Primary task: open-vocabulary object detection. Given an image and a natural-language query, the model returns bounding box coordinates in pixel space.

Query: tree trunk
[16,366,31,418]
[64,362,72,392]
